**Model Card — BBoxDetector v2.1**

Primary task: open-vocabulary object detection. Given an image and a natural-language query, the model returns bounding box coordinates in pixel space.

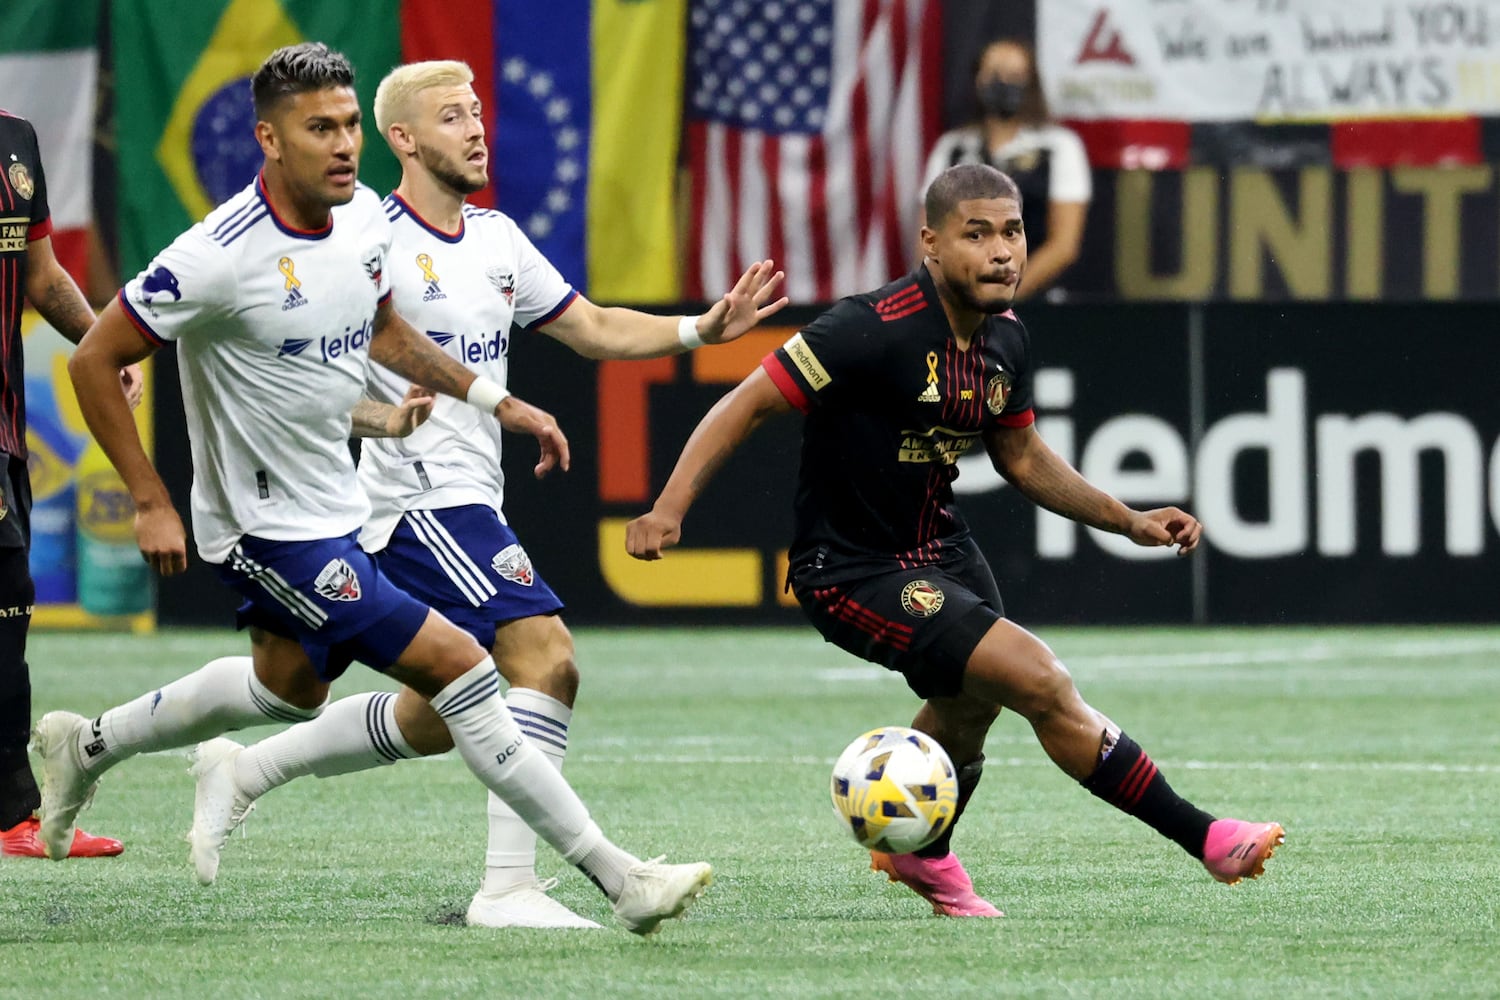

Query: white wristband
[677,314,705,350]
[466,376,509,414]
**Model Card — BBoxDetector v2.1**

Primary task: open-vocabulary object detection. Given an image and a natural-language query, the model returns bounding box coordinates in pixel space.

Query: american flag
[684,0,942,302]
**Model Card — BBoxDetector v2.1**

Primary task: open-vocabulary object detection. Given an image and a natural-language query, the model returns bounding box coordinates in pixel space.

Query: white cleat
[32,711,98,861]
[187,738,254,886]
[611,856,713,936]
[466,878,604,929]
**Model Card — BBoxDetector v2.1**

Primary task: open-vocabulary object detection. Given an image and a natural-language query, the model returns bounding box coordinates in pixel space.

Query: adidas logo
[422,283,447,302]
[282,286,307,312]
[917,383,941,403]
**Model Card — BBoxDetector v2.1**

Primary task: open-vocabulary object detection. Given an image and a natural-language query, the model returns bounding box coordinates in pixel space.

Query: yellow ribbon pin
[278,256,300,292]
[926,351,939,386]
[416,253,439,285]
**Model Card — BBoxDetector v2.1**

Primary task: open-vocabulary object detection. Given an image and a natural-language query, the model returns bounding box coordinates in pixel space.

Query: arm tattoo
[36,274,96,345]
[370,322,470,399]
[349,399,396,438]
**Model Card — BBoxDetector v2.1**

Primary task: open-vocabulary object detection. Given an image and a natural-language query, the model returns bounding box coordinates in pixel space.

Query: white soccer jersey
[357,195,575,552]
[119,175,392,562]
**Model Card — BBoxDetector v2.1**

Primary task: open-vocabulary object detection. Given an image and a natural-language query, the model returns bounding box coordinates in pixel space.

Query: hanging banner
[1039,0,1500,121]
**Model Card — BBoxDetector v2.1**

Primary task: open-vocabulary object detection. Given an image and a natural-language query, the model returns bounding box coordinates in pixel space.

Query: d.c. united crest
[314,558,362,602]
[492,543,535,586]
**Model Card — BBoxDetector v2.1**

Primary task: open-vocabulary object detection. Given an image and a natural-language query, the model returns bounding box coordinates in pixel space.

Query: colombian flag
[113,0,400,275]
[403,0,686,303]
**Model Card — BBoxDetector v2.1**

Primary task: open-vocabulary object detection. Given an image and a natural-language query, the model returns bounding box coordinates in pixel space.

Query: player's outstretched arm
[983,423,1202,554]
[625,367,792,560]
[543,260,788,360]
[68,299,187,575]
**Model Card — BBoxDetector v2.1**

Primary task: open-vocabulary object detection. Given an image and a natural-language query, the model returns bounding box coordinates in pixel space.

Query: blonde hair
[373,60,475,144]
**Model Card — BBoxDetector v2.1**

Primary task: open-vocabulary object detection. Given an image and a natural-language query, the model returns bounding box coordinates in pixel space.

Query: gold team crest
[917,351,940,403]
[900,580,945,618]
[8,162,33,200]
[986,369,1013,415]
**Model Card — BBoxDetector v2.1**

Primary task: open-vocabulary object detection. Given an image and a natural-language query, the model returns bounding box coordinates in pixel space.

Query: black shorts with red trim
[788,540,1005,699]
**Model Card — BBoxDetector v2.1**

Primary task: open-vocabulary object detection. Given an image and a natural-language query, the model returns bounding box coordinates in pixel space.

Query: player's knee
[495,616,579,703]
[1008,654,1077,723]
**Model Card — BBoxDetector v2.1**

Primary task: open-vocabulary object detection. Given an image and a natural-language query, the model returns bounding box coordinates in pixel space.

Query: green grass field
[3,625,1498,998]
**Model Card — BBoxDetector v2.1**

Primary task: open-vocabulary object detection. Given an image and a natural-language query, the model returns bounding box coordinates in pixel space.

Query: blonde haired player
[184,59,787,928]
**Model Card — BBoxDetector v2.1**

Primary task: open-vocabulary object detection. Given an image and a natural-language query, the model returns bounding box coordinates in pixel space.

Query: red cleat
[1202,818,1284,884]
[870,850,1003,917]
[0,814,123,859]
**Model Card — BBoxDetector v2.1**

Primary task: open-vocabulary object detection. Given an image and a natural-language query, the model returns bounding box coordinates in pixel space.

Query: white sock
[234,691,416,800]
[480,688,571,894]
[431,659,638,900]
[80,656,322,779]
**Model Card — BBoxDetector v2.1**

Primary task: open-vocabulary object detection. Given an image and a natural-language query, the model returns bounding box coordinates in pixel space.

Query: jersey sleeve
[760,297,879,413]
[24,121,51,241]
[1046,127,1093,204]
[509,223,576,330]
[118,227,235,346]
[993,317,1035,428]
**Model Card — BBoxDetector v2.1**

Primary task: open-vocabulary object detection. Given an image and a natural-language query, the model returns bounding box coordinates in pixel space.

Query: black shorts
[0,454,32,552]
[789,540,1005,699]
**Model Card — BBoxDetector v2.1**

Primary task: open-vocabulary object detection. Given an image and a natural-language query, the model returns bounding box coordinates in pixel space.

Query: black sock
[1082,732,1214,858]
[915,754,984,859]
[0,546,37,829]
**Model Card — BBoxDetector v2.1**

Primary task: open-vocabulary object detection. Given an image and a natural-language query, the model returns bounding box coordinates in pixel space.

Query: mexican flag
[0,0,98,281]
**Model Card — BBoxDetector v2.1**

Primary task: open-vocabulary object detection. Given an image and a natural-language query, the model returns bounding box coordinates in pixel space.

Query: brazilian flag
[114,0,399,274]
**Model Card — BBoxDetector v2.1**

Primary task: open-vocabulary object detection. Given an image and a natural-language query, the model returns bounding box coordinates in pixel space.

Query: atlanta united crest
[8,162,33,200]
[492,543,534,586]
[985,370,1013,415]
[313,558,362,602]
[900,580,945,618]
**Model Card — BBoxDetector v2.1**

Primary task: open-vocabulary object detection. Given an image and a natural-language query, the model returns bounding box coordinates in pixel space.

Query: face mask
[978,79,1027,119]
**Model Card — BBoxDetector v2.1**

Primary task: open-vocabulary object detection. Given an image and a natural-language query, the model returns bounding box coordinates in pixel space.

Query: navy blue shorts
[376,506,563,651]
[215,532,431,681]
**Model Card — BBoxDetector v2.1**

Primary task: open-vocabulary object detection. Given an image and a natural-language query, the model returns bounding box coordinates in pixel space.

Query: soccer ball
[829,726,958,854]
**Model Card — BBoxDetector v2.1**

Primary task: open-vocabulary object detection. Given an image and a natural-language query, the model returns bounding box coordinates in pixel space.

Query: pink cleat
[1202,818,1285,885]
[870,850,1003,917]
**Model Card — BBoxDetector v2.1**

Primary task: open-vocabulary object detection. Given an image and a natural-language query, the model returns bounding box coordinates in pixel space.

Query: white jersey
[119,175,391,562]
[357,194,574,552]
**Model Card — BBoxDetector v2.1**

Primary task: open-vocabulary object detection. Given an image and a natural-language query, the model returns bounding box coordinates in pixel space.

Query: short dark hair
[251,42,356,119]
[924,164,1022,228]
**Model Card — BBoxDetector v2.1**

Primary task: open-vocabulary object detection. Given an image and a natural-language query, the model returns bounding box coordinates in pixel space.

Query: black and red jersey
[762,265,1034,578]
[0,110,52,459]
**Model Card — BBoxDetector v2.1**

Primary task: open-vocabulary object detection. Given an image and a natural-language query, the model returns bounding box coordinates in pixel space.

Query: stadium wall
[155,300,1500,627]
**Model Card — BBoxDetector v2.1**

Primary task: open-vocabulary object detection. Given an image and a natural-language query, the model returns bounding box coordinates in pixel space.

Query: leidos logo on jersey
[276,319,374,363]
[426,328,508,364]
[416,253,447,302]
[278,256,307,311]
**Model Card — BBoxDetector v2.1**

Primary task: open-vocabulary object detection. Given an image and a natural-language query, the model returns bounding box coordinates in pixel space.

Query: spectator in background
[921,38,1091,302]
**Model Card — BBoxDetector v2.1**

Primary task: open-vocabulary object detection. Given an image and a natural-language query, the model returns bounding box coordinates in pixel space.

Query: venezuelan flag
[114,0,400,274]
[404,0,685,303]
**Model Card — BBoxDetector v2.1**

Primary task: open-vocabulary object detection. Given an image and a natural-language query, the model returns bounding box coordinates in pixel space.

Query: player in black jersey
[0,110,134,858]
[627,163,1284,916]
